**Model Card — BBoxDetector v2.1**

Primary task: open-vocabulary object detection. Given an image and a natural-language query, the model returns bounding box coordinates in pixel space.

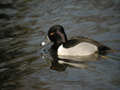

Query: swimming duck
[42,25,113,62]
[48,25,113,56]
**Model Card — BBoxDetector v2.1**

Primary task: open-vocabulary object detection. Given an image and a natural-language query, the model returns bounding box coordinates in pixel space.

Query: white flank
[58,42,98,56]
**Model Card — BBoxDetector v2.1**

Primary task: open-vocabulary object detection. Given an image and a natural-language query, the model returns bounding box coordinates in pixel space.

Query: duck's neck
[57,30,68,43]
[53,34,68,49]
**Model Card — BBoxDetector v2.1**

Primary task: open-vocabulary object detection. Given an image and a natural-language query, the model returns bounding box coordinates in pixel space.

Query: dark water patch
[0,14,11,20]
[0,3,14,9]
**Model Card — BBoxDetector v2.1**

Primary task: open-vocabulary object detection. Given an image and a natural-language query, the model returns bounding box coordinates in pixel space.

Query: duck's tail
[98,45,116,55]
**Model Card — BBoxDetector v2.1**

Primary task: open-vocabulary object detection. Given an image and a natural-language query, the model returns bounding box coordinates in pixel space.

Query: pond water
[0,0,120,90]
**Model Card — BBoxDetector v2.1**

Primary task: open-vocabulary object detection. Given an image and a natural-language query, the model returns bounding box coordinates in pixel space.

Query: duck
[42,25,113,62]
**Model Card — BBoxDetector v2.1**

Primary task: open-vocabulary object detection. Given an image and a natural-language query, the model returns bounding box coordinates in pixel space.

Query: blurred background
[0,0,120,90]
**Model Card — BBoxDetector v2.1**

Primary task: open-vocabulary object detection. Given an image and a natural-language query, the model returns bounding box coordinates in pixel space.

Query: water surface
[0,0,120,90]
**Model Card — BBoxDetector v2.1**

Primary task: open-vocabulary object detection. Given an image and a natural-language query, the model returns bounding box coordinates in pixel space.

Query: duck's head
[48,25,67,45]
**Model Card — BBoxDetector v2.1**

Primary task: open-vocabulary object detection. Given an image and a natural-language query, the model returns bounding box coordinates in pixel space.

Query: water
[0,0,120,90]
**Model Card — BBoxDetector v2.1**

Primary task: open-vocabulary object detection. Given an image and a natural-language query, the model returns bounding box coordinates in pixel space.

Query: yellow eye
[50,32,54,36]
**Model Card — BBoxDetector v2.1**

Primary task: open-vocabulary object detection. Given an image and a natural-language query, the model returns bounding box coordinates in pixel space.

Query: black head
[48,25,67,45]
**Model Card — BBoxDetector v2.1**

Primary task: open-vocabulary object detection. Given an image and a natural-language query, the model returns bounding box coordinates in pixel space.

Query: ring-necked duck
[47,25,113,57]
[41,24,114,65]
[41,25,115,70]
